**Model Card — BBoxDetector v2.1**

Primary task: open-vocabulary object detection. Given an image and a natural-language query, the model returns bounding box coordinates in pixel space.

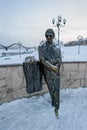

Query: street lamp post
[77,35,83,54]
[52,15,66,47]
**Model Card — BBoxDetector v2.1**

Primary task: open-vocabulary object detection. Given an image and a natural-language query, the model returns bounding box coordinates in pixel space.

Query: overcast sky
[0,0,87,46]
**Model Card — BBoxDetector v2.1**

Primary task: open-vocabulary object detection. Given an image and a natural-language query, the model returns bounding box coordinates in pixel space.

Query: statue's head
[45,29,55,39]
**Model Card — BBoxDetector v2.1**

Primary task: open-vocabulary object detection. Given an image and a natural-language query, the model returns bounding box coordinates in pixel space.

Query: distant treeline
[64,38,87,46]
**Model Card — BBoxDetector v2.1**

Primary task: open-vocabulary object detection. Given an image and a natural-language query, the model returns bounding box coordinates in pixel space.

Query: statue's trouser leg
[53,76,60,110]
[45,73,60,110]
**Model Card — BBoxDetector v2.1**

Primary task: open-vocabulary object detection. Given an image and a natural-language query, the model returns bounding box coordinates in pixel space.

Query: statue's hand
[51,65,59,73]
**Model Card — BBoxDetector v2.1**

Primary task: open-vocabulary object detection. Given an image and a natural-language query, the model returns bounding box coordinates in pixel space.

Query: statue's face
[46,35,53,43]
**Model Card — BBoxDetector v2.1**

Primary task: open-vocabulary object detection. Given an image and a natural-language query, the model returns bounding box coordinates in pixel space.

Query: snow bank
[0,87,87,130]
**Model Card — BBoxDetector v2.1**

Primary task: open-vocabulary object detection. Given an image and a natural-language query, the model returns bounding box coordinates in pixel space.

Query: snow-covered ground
[0,49,39,65]
[61,45,87,62]
[0,45,87,65]
[0,87,87,130]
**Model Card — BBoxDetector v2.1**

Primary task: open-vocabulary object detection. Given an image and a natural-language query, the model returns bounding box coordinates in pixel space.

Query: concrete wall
[0,62,87,104]
[60,62,87,88]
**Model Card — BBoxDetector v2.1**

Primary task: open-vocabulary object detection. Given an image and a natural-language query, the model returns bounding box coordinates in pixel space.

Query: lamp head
[63,18,66,25]
[52,18,55,24]
[58,15,62,22]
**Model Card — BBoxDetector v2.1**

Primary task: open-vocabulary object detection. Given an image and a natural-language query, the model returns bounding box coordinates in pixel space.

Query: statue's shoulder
[52,42,61,52]
[39,41,46,48]
[52,42,59,48]
[52,42,57,47]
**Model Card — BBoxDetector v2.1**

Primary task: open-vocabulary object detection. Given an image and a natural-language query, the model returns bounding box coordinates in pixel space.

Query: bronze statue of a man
[38,29,62,117]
